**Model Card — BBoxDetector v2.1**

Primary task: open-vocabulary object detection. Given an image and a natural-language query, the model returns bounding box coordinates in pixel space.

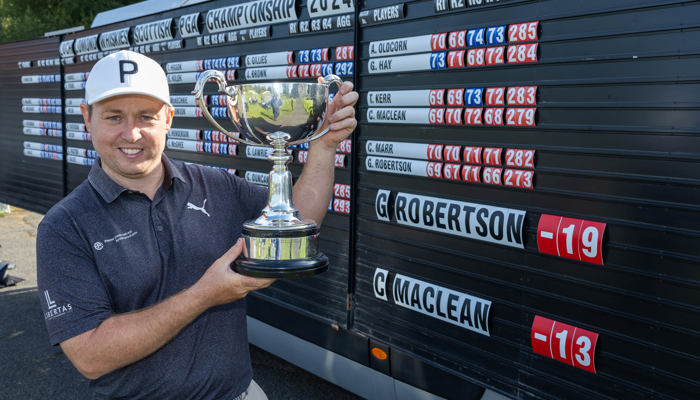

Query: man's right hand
[193,238,276,308]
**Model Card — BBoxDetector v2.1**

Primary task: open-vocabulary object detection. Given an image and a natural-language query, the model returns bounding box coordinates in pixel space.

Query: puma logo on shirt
[186,199,210,217]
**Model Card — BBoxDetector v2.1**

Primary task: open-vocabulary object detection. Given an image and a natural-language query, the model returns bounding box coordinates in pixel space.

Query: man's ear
[165,106,175,131]
[80,103,92,133]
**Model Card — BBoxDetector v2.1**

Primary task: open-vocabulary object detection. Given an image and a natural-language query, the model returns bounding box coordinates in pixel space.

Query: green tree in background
[0,0,141,43]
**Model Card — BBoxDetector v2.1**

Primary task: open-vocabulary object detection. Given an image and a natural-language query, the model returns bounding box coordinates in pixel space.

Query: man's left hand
[315,80,358,150]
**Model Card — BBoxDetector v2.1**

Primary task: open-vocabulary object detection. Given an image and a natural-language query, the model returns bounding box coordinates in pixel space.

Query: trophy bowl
[192,70,343,278]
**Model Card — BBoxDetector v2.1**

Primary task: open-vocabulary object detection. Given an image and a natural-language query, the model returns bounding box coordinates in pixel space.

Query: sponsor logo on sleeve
[43,290,73,320]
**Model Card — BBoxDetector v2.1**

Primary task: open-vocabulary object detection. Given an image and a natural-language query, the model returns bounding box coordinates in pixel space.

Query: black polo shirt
[37,156,268,399]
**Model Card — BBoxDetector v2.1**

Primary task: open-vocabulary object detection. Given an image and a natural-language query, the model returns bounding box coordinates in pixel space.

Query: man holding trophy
[37,50,358,399]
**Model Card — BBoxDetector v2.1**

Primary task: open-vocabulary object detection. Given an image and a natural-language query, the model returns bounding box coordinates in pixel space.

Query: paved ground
[0,206,361,400]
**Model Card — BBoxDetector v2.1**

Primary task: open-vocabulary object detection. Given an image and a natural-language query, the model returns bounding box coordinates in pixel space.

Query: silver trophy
[192,70,343,278]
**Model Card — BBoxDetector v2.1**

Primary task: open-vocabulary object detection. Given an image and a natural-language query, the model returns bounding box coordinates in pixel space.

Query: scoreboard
[357,1,699,399]
[1,1,699,399]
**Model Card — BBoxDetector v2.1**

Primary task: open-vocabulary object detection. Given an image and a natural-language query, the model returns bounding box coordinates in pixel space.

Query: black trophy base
[232,253,329,278]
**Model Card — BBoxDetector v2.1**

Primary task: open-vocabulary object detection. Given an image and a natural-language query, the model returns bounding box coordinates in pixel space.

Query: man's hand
[192,239,276,307]
[314,79,359,151]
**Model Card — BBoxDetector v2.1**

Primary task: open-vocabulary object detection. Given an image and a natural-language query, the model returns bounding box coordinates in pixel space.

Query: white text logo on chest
[93,230,138,251]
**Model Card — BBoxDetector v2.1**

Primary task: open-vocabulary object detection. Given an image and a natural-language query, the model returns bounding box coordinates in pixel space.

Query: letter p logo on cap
[119,60,138,83]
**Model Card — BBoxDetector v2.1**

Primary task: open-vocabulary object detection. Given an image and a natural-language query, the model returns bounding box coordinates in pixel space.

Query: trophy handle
[306,74,344,143]
[191,70,258,146]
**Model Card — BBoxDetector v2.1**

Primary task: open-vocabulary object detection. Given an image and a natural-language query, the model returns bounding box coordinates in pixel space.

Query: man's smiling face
[82,94,173,186]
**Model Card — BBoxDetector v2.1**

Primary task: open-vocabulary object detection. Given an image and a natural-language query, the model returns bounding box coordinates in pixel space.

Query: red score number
[507,43,538,64]
[482,147,502,165]
[483,107,503,126]
[507,86,537,105]
[333,183,351,199]
[334,153,346,168]
[445,108,462,125]
[310,64,323,77]
[427,144,443,160]
[430,33,447,51]
[505,148,535,169]
[446,88,464,106]
[429,89,445,106]
[505,108,536,127]
[332,198,350,214]
[297,150,308,164]
[463,146,482,164]
[503,169,533,189]
[447,50,465,68]
[462,165,481,183]
[464,108,483,125]
[537,214,606,265]
[443,145,460,162]
[485,87,505,106]
[335,45,354,61]
[531,315,598,374]
[508,21,539,43]
[336,139,352,154]
[443,163,461,181]
[485,46,505,65]
[427,161,443,178]
[482,167,502,185]
[429,108,445,124]
[467,48,485,67]
[448,30,467,48]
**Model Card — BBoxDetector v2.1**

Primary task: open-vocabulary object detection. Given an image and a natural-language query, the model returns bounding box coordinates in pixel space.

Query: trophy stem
[270,132,291,173]
[254,132,304,227]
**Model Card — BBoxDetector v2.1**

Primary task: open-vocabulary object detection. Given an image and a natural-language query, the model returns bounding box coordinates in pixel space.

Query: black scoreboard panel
[61,26,114,193]
[0,38,64,214]
[0,0,699,399]
[354,0,699,399]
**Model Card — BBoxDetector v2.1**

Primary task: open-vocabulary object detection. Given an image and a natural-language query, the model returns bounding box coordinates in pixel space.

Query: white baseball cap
[84,50,171,107]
